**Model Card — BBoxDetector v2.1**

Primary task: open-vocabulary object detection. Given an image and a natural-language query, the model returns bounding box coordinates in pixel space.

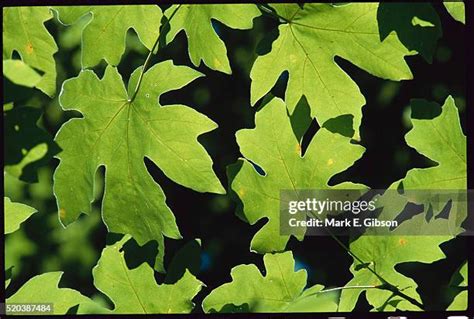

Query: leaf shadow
[377,3,441,63]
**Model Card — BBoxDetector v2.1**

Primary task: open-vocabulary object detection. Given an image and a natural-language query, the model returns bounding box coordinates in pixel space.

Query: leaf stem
[307,212,424,310]
[129,4,182,102]
[316,285,378,294]
[256,4,291,23]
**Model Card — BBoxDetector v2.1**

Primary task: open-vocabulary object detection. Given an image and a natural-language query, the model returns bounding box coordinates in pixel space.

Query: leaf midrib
[427,118,466,165]
[119,253,148,313]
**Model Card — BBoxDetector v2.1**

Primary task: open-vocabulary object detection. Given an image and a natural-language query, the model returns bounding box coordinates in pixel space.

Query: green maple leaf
[55,5,162,68]
[3,59,42,88]
[202,251,337,313]
[4,197,37,290]
[404,96,466,190]
[404,96,467,231]
[3,7,58,96]
[339,204,451,311]
[54,61,225,272]
[4,197,37,235]
[4,106,60,183]
[251,3,415,138]
[444,1,465,24]
[230,97,365,253]
[78,236,203,314]
[165,4,261,74]
[447,261,467,310]
[6,272,89,315]
[340,97,466,311]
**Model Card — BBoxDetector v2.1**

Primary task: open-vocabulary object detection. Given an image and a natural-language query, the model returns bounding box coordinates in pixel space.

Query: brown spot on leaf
[296,143,301,154]
[399,238,408,246]
[213,57,222,69]
[26,42,34,54]
[59,208,66,220]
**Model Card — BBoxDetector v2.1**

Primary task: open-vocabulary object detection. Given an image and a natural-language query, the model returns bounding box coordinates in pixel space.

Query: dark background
[3,3,467,312]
